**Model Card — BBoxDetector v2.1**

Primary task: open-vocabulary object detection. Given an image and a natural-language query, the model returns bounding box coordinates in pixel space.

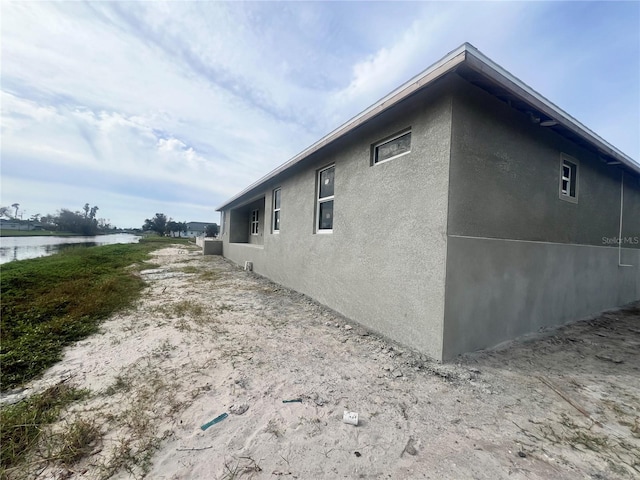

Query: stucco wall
[443,75,640,358]
[443,238,640,358]
[201,239,223,255]
[222,83,453,360]
[446,75,640,247]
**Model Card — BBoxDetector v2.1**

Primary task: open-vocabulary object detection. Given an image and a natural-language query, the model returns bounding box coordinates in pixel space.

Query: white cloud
[157,137,186,153]
[1,1,638,229]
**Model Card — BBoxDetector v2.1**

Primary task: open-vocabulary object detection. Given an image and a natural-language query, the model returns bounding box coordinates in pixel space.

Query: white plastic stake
[343,411,358,426]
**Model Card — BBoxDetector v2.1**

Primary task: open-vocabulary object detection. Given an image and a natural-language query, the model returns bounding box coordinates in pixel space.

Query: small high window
[272,188,281,233]
[317,165,334,232]
[373,130,411,165]
[250,209,259,235]
[559,154,578,203]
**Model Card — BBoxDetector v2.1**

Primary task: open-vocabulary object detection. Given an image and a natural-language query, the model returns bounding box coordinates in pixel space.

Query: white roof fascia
[218,43,639,211]
[216,44,468,211]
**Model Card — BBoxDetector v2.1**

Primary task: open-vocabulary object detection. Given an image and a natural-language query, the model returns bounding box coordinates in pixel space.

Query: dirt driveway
[17,245,640,479]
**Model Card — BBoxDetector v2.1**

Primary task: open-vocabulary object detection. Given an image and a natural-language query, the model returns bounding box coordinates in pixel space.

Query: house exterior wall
[442,75,640,359]
[221,72,639,361]
[222,83,454,360]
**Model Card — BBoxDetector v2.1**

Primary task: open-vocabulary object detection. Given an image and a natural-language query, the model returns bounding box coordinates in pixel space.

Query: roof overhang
[217,43,639,211]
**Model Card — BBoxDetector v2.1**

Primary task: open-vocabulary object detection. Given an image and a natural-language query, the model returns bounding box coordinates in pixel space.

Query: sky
[1,1,639,229]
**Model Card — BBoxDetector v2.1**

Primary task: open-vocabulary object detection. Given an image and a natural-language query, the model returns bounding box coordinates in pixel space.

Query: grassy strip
[0,384,89,474]
[0,230,79,237]
[0,236,190,390]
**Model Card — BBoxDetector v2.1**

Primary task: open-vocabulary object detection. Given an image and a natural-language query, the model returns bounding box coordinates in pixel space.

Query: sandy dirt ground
[5,245,639,479]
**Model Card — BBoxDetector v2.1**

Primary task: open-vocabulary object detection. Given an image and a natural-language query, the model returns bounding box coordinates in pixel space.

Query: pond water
[0,233,141,264]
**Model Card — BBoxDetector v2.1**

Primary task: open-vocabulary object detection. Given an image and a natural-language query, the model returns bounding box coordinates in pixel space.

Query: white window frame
[559,153,579,204]
[272,188,281,233]
[250,209,259,235]
[372,129,411,165]
[316,164,335,234]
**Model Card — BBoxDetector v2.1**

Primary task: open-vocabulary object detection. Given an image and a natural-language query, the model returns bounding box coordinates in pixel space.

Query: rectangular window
[317,165,334,232]
[250,209,259,235]
[373,130,411,165]
[272,188,281,233]
[559,154,578,203]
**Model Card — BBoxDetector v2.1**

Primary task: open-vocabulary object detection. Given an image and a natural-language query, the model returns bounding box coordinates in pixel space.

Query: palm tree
[11,203,19,219]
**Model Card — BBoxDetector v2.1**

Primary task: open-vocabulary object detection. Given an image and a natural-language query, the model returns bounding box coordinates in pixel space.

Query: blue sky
[1,1,638,228]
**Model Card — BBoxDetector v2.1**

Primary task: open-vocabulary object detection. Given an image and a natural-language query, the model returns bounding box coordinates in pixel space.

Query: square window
[559,154,578,203]
[373,130,411,165]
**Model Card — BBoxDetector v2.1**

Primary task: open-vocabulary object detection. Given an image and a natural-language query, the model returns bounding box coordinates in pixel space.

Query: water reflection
[0,234,140,264]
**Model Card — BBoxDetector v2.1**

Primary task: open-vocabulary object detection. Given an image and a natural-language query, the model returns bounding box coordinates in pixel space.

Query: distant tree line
[143,213,183,237]
[142,213,219,237]
[0,203,114,235]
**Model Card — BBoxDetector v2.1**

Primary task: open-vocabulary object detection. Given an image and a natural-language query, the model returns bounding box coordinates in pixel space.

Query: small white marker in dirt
[343,411,358,426]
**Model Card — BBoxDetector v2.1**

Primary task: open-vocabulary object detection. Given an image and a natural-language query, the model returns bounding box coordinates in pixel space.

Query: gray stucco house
[216,43,640,361]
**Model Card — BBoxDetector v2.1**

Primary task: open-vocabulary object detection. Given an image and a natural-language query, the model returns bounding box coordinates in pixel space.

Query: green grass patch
[0,384,89,474]
[49,417,101,467]
[153,300,206,319]
[0,230,78,237]
[177,265,200,274]
[0,238,174,390]
[198,270,218,282]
